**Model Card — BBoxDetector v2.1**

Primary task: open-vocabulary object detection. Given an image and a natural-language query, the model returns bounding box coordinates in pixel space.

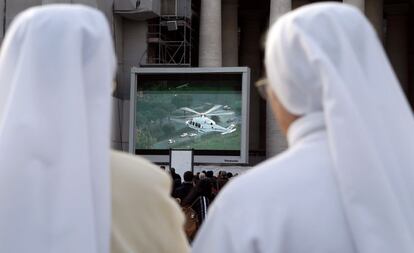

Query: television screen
[136,74,241,151]
[130,67,250,164]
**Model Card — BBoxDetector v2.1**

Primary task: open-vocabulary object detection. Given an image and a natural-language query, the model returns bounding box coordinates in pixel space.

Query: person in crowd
[217,171,228,191]
[192,3,414,253]
[0,5,189,253]
[170,167,181,182]
[205,170,218,197]
[174,171,194,201]
[169,167,182,194]
[194,172,201,185]
[182,179,213,224]
[199,172,206,180]
[205,170,214,179]
[226,172,233,179]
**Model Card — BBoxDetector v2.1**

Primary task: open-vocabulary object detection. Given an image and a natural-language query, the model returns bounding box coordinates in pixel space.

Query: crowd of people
[166,168,236,226]
[1,2,414,253]
[169,169,236,199]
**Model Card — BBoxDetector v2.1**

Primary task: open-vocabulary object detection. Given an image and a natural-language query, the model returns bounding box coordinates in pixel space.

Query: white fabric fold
[0,5,115,253]
[287,112,325,146]
[266,3,414,253]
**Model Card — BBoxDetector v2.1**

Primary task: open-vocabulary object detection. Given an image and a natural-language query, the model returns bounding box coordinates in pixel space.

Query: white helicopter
[179,105,236,135]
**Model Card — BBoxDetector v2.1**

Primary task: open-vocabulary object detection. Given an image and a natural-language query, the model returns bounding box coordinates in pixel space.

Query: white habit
[192,113,355,252]
[0,5,115,253]
[192,3,414,253]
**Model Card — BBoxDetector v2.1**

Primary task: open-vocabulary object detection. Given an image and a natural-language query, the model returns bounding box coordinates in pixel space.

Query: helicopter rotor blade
[203,105,222,115]
[170,115,193,119]
[206,112,235,116]
[170,118,188,124]
[180,107,201,115]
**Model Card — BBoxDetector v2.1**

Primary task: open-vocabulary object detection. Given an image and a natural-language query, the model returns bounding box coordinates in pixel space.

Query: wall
[119,18,147,98]
[6,0,41,27]
[96,0,114,21]
[0,0,113,42]
[111,98,130,151]
[112,18,148,151]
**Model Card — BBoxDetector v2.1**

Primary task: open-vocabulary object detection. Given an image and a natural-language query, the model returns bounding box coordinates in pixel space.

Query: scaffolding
[143,0,193,66]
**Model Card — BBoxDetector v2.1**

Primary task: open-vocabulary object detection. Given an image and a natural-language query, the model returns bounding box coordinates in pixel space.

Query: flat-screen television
[129,67,250,164]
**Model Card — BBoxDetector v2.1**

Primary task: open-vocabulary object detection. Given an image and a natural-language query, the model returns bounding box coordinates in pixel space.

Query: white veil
[0,5,115,253]
[266,3,414,253]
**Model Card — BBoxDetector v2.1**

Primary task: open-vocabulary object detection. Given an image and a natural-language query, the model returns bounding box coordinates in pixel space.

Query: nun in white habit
[192,3,414,253]
[0,5,115,253]
[0,5,190,253]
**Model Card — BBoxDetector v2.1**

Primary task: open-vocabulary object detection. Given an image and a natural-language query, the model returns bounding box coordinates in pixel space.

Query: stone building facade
[1,0,413,166]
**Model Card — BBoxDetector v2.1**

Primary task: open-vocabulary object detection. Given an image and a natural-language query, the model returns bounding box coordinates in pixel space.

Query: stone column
[0,0,5,43]
[269,0,291,25]
[199,0,222,67]
[222,0,238,67]
[366,0,383,39]
[266,0,290,158]
[343,0,364,12]
[239,11,263,152]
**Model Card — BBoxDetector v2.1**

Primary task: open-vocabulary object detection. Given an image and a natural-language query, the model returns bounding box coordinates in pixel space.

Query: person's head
[264,3,376,135]
[206,170,214,178]
[0,5,115,252]
[199,172,206,180]
[264,4,414,251]
[170,167,176,174]
[183,171,194,182]
[226,172,233,179]
[218,171,226,178]
[266,86,299,135]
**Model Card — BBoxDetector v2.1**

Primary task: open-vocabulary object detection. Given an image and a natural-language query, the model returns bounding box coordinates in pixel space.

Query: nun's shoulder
[218,142,333,205]
[110,150,171,192]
